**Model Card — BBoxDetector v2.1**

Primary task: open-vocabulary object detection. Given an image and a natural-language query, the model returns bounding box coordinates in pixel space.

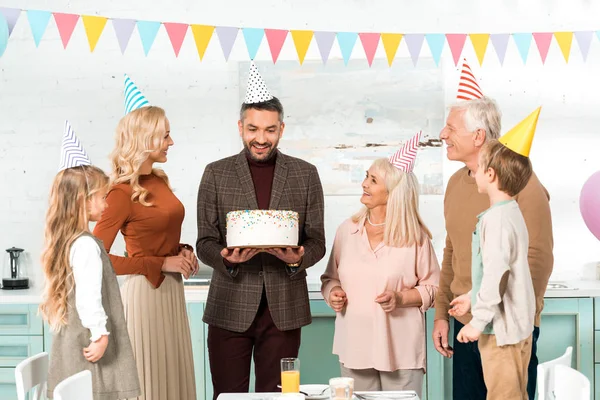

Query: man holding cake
[196,61,326,399]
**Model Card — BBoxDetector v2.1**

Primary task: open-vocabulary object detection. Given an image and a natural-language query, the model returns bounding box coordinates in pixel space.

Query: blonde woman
[321,157,440,397]
[94,106,197,400]
[41,164,140,399]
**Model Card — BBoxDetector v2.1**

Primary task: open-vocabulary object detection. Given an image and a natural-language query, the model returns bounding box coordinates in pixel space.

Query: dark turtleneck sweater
[246,151,276,209]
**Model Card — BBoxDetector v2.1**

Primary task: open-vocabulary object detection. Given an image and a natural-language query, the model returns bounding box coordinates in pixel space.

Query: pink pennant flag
[359,33,380,67]
[164,22,188,57]
[457,58,483,101]
[446,34,467,66]
[533,32,553,64]
[265,29,288,63]
[388,131,422,173]
[53,13,79,49]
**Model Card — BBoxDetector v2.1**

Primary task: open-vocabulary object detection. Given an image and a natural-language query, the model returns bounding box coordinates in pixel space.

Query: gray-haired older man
[432,97,554,399]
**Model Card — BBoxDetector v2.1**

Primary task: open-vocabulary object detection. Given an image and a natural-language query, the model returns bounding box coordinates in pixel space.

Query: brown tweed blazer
[196,150,326,332]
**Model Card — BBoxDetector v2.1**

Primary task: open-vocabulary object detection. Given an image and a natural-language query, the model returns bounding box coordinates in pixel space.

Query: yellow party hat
[498,107,541,157]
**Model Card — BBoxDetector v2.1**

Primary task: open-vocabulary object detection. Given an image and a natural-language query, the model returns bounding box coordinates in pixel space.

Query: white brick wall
[1,0,600,288]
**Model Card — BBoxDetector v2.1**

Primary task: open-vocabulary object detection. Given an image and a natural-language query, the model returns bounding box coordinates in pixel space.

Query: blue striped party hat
[124,73,150,114]
[59,120,91,171]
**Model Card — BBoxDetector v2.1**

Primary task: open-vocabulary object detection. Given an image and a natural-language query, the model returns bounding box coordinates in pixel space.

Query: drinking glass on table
[329,377,354,400]
[281,358,300,393]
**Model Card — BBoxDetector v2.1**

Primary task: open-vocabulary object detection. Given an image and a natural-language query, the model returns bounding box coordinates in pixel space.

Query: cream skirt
[121,273,196,400]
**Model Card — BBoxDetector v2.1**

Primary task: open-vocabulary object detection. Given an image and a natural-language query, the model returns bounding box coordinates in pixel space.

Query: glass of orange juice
[280,358,300,393]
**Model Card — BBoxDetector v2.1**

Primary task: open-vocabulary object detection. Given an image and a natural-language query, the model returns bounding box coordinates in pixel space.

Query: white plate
[300,384,330,399]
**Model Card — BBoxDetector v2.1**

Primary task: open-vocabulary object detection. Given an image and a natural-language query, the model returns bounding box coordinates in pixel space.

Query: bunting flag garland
[164,22,188,57]
[82,15,107,52]
[2,7,600,66]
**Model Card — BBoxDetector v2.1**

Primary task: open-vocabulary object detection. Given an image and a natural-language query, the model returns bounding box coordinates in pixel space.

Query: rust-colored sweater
[434,167,554,326]
[93,174,186,288]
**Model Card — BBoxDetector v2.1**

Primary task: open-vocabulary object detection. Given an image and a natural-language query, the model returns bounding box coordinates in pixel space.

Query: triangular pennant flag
[0,14,7,58]
[554,31,573,62]
[532,32,553,64]
[381,33,402,66]
[215,26,239,61]
[359,33,380,67]
[490,33,510,65]
[264,29,288,63]
[446,34,467,66]
[59,121,91,172]
[388,131,422,173]
[0,8,20,37]
[26,10,52,47]
[574,31,593,62]
[314,31,336,64]
[124,74,150,114]
[81,16,107,52]
[499,107,541,158]
[112,18,136,54]
[244,61,273,104]
[242,28,264,60]
[337,32,358,65]
[191,24,214,61]
[425,34,445,66]
[137,20,161,56]
[469,34,490,65]
[53,13,79,49]
[457,59,483,101]
[291,30,313,65]
[163,22,188,57]
[596,31,600,43]
[405,34,425,66]
[512,33,532,63]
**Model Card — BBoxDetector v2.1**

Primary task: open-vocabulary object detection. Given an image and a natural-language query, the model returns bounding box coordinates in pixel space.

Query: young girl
[40,162,140,399]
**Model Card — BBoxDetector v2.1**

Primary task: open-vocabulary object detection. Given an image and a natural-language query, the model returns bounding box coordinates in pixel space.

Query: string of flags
[1,7,599,66]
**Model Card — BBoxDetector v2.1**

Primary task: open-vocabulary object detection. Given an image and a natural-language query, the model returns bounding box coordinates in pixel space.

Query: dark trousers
[452,319,540,400]
[207,290,302,400]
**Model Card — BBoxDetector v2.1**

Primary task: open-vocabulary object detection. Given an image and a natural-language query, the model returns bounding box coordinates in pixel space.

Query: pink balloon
[580,170,600,241]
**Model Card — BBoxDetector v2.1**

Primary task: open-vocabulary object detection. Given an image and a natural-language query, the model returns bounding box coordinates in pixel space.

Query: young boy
[449,115,539,400]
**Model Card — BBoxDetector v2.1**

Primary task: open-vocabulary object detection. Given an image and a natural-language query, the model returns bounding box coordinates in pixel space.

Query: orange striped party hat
[457,58,484,101]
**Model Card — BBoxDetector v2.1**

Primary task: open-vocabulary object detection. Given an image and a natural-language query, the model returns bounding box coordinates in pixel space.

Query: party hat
[499,107,541,158]
[59,120,91,171]
[124,73,150,114]
[388,131,422,173]
[457,58,483,101]
[244,61,274,104]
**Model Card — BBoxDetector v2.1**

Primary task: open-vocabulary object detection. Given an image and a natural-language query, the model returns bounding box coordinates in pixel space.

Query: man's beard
[243,140,278,162]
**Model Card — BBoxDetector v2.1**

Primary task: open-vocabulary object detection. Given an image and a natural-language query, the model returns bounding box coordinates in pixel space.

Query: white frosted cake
[226,210,299,248]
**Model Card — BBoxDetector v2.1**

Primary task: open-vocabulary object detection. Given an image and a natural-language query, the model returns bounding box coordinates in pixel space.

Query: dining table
[216,391,420,399]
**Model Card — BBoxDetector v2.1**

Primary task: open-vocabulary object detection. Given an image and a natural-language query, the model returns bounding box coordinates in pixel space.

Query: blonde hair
[110,106,170,206]
[352,158,432,247]
[39,165,109,332]
[450,96,502,140]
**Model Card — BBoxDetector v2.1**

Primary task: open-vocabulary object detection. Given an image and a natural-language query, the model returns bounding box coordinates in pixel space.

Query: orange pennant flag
[554,31,573,62]
[291,30,313,65]
[191,25,215,61]
[82,15,108,52]
[469,34,490,65]
[381,33,403,66]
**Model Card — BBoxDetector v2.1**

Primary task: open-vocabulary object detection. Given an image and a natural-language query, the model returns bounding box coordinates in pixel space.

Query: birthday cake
[226,210,299,248]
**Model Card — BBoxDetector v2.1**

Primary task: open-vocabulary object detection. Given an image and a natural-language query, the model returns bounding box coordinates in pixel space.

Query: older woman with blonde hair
[94,105,197,400]
[321,135,440,397]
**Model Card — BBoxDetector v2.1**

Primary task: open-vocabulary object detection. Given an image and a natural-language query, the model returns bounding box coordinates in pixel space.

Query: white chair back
[53,370,93,400]
[553,364,590,400]
[14,352,49,400]
[537,346,573,400]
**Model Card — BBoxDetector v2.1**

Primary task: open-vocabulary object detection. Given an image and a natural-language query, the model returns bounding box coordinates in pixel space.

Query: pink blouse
[321,218,440,372]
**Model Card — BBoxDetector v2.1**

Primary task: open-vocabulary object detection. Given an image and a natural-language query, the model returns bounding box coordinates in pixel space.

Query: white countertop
[0,280,598,305]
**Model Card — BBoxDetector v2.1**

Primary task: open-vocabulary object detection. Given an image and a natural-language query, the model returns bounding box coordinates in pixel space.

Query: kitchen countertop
[0,280,598,304]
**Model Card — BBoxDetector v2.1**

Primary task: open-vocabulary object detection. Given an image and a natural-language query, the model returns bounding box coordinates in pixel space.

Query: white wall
[1,0,599,288]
